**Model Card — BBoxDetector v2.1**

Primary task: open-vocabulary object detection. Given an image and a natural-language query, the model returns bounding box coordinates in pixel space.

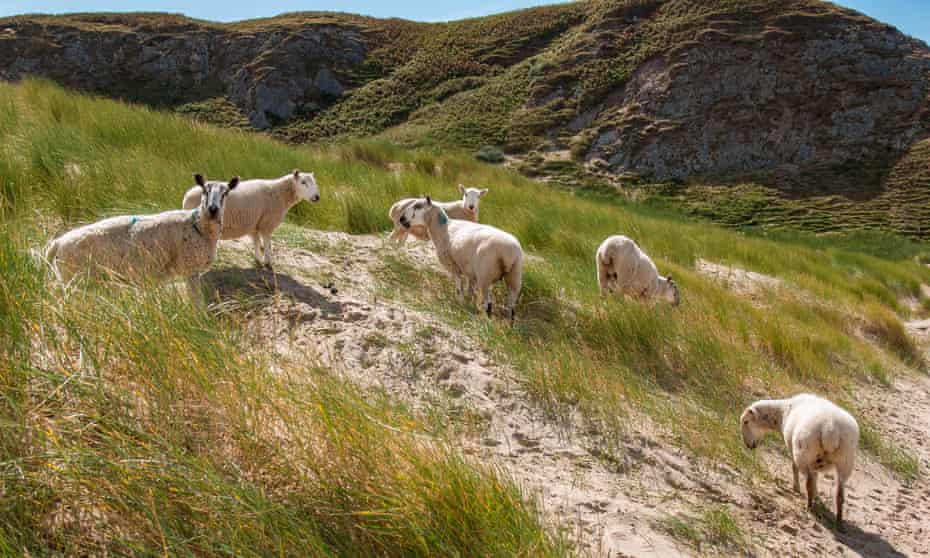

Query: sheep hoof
[486,303,492,317]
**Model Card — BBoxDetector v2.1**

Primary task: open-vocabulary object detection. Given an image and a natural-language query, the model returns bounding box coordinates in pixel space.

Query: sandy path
[198,233,929,557]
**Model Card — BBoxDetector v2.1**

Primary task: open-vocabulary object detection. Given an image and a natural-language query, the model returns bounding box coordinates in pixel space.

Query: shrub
[474,145,505,164]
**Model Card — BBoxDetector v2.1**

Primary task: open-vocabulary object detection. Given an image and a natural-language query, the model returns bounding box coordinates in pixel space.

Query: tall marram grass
[0,81,565,556]
[0,223,564,556]
[1,78,926,548]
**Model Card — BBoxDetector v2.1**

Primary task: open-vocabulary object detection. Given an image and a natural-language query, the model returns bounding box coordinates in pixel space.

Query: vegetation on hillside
[1,80,927,553]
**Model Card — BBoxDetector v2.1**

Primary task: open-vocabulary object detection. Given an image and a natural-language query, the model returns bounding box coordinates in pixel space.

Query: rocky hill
[3,1,930,235]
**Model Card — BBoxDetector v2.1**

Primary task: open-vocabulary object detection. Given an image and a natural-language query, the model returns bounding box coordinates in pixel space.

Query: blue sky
[0,1,927,44]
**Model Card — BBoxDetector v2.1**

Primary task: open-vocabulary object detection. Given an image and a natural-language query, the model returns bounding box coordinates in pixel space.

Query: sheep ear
[194,173,206,188]
[479,188,489,197]
[667,274,674,283]
[458,184,465,194]
[293,169,300,179]
[425,195,432,206]
[228,176,240,189]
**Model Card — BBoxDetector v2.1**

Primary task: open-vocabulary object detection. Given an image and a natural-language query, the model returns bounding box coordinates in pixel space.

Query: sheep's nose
[208,205,219,217]
[468,205,475,210]
[311,194,320,202]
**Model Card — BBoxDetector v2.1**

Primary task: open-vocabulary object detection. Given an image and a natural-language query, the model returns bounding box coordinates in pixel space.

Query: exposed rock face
[1,3,929,191]
[0,16,366,128]
[586,17,930,180]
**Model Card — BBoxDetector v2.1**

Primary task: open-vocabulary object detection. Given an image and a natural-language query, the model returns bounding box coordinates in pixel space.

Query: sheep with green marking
[46,174,238,300]
[388,184,488,242]
[398,196,521,321]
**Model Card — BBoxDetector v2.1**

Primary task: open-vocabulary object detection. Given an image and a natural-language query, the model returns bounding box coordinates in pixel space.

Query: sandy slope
[200,232,929,557]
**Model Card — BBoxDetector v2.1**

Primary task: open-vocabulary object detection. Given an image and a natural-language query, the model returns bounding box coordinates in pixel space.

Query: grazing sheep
[182,170,320,268]
[46,174,239,300]
[388,184,488,242]
[398,196,521,321]
[741,393,859,528]
[596,235,679,306]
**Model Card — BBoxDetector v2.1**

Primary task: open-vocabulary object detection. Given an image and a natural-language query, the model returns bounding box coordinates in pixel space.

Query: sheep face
[660,276,680,306]
[740,406,765,449]
[194,174,239,224]
[293,170,321,203]
[458,184,488,213]
[398,198,432,229]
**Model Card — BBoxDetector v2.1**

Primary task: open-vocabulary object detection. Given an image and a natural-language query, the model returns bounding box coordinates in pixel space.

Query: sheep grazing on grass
[388,184,488,242]
[182,169,320,268]
[596,235,679,306]
[46,174,239,300]
[741,393,860,528]
[399,196,521,321]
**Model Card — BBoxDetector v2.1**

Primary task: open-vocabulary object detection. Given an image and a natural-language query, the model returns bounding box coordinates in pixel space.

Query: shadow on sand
[201,266,343,317]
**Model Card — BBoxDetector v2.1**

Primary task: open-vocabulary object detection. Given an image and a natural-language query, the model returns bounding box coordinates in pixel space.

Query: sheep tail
[820,419,841,454]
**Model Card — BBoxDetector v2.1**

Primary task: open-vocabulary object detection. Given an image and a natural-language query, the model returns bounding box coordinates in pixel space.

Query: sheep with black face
[46,174,239,301]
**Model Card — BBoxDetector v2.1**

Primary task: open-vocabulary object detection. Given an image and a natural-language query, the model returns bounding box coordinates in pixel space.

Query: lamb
[182,169,320,268]
[398,196,521,321]
[388,184,488,242]
[741,393,859,528]
[596,235,679,306]
[46,174,239,300]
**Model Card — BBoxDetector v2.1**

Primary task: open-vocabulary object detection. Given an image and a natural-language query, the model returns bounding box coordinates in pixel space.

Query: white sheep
[46,174,239,300]
[388,184,488,242]
[182,169,320,268]
[399,196,521,321]
[596,235,679,305]
[741,393,859,527]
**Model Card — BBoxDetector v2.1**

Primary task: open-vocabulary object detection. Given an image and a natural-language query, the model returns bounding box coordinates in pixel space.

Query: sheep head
[740,405,766,449]
[458,184,488,213]
[399,196,440,229]
[193,173,239,224]
[293,169,321,203]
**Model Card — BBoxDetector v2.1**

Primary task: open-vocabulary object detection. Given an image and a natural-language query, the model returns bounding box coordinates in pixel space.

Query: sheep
[46,174,239,301]
[741,393,859,528]
[182,169,320,268]
[398,196,521,320]
[388,184,488,243]
[596,235,679,306]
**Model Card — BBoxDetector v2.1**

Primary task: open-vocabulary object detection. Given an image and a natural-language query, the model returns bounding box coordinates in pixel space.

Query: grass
[658,506,748,554]
[0,81,565,556]
[11,1,930,239]
[1,80,927,551]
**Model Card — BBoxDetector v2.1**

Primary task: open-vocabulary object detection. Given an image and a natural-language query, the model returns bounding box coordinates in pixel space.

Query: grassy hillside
[2,80,928,553]
[0,81,565,556]
[5,0,930,240]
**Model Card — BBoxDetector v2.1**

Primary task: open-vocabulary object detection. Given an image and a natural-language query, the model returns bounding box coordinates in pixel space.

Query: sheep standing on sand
[596,235,679,305]
[182,169,320,268]
[46,174,239,300]
[741,393,859,528]
[398,196,521,321]
[388,184,488,242]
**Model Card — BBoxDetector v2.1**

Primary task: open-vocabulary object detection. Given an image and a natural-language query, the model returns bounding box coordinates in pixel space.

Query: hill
[3,79,930,557]
[2,1,930,237]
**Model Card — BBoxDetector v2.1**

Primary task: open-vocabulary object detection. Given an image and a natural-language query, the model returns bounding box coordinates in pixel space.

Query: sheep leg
[597,263,610,297]
[389,226,408,243]
[504,263,521,323]
[453,274,466,303]
[250,234,263,265]
[261,233,273,269]
[835,480,845,529]
[805,470,818,510]
[186,275,204,307]
[476,282,492,318]
[792,463,800,493]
